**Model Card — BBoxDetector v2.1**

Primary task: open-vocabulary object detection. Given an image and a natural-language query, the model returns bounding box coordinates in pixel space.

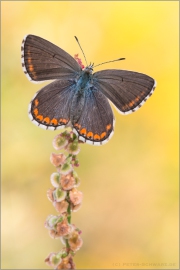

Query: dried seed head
[56,219,72,236]
[50,172,61,187]
[50,153,66,167]
[53,133,69,150]
[56,254,76,269]
[66,140,80,155]
[69,188,83,205]
[47,188,55,202]
[49,229,61,239]
[53,200,69,214]
[68,230,83,251]
[71,202,82,212]
[45,252,62,268]
[53,188,67,202]
[72,171,80,187]
[59,162,73,175]
[60,173,76,190]
[45,215,63,230]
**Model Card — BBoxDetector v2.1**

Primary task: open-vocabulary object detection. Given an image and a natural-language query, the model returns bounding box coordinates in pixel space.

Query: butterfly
[21,35,156,146]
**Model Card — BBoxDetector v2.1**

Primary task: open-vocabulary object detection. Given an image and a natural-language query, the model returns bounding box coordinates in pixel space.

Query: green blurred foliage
[1,1,179,269]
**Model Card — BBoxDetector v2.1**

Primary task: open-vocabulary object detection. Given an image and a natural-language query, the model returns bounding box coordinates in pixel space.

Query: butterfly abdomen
[70,90,85,124]
[70,69,93,124]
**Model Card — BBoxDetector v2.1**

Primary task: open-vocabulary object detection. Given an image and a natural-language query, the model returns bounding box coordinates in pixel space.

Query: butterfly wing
[21,35,81,83]
[93,69,156,114]
[72,87,114,145]
[29,79,76,130]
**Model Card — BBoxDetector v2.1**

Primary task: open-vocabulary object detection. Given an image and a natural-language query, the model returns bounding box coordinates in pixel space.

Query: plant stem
[67,191,71,224]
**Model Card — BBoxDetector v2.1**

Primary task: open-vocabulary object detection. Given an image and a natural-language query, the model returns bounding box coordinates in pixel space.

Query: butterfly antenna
[74,36,88,66]
[94,58,125,68]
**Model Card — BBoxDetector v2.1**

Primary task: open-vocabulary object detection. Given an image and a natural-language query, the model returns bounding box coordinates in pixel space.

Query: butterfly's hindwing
[29,79,76,130]
[73,87,114,145]
[94,69,156,115]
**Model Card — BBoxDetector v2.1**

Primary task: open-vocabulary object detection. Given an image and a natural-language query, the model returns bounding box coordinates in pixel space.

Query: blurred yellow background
[1,1,179,269]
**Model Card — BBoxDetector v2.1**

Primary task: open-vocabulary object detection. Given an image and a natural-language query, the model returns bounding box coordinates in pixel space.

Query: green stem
[67,191,71,224]
[66,191,71,251]
[66,239,70,250]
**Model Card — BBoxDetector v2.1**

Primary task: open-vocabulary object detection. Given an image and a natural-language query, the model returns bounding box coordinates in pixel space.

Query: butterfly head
[84,64,94,74]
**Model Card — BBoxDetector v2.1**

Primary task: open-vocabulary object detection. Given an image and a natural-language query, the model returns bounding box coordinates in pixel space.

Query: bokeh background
[1,1,179,269]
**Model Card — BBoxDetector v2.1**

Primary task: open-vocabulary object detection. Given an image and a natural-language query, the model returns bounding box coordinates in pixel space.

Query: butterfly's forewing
[73,87,114,145]
[93,70,156,114]
[29,79,76,130]
[21,35,81,83]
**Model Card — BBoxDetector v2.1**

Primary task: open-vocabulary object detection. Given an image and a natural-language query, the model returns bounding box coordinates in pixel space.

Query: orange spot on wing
[122,104,129,110]
[140,91,145,96]
[80,128,87,135]
[43,117,50,124]
[28,58,32,64]
[74,123,81,130]
[59,118,68,124]
[29,65,34,72]
[33,108,38,116]
[36,114,43,121]
[128,101,135,107]
[94,134,100,140]
[87,131,93,138]
[62,119,68,124]
[32,73,37,79]
[100,132,106,139]
[106,124,111,131]
[34,99,39,107]
[51,118,58,126]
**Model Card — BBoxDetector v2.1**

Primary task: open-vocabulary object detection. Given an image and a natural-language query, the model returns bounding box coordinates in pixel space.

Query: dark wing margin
[29,79,76,130]
[21,35,81,83]
[73,87,114,145]
[93,69,156,114]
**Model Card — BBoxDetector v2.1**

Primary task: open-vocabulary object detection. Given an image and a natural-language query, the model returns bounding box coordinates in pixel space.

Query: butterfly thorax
[70,67,93,124]
[76,66,93,89]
